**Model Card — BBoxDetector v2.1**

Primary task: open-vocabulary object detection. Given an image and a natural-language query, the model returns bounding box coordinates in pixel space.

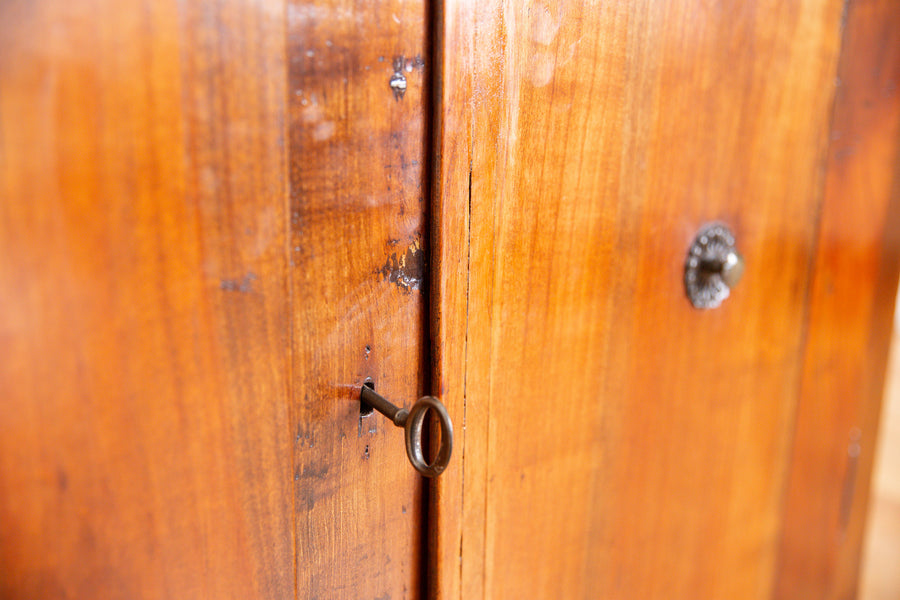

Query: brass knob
[684,223,744,309]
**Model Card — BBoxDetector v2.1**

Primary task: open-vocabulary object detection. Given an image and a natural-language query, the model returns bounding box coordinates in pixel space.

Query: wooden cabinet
[2,1,899,598]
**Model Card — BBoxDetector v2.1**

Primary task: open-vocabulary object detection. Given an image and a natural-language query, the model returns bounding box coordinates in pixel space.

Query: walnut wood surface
[0,0,429,598]
[286,0,430,597]
[774,1,900,598]
[428,0,899,598]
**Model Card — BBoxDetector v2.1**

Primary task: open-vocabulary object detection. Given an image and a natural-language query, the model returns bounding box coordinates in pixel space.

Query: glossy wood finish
[429,0,887,598]
[428,0,473,596]
[0,0,431,598]
[4,0,898,597]
[774,1,900,598]
[287,0,430,596]
[0,1,293,597]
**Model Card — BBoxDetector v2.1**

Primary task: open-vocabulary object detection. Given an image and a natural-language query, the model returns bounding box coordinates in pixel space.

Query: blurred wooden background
[860,294,900,599]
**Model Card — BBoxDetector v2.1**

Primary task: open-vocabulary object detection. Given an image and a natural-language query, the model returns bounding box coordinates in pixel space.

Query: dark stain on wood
[380,240,425,291]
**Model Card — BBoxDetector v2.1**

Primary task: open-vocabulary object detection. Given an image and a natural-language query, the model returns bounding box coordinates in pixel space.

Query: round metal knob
[684,223,744,309]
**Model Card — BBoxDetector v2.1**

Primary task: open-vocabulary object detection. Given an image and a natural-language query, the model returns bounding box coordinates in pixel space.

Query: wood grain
[286,0,431,597]
[0,0,434,597]
[774,1,900,598]
[427,0,474,596]
[430,0,861,598]
[0,0,293,597]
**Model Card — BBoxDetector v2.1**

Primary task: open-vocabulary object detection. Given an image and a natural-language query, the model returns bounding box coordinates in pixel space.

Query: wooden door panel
[0,0,431,598]
[431,0,900,598]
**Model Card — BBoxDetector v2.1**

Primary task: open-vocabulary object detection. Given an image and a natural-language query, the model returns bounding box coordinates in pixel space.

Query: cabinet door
[429,1,900,598]
[0,1,429,598]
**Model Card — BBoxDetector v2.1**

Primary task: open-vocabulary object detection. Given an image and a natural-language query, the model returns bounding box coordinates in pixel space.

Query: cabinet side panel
[774,1,900,598]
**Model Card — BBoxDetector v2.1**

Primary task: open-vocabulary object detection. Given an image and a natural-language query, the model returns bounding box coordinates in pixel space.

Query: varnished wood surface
[0,0,431,598]
[287,0,430,597]
[774,1,900,598]
[4,0,898,597]
[429,0,900,598]
[0,1,294,597]
[427,0,473,596]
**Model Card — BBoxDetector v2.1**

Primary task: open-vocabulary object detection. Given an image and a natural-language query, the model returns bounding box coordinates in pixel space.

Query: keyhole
[360,379,375,417]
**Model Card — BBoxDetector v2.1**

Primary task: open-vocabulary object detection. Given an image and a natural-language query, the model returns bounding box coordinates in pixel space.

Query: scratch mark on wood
[390,56,408,100]
[220,272,258,293]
